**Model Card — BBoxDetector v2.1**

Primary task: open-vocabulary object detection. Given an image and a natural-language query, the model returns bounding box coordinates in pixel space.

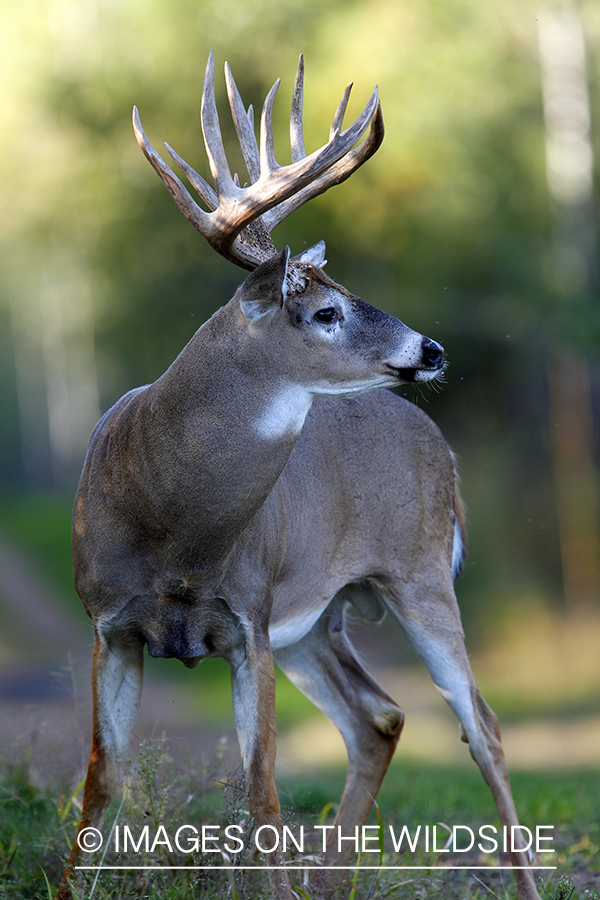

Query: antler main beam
[133,51,384,270]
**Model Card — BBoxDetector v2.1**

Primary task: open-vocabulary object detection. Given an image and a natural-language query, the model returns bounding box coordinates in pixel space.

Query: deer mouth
[386,357,446,384]
[389,366,442,384]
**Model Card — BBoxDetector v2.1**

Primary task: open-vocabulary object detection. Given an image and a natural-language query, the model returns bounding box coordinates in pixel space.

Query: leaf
[375,800,385,866]
[348,852,361,900]
[57,778,85,825]
[40,866,54,900]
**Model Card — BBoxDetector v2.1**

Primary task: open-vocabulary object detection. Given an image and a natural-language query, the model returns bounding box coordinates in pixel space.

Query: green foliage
[541,875,576,900]
[3,0,598,405]
[0,493,78,610]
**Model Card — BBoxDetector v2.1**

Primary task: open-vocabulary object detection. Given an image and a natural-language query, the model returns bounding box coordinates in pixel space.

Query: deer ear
[292,240,327,268]
[239,247,290,323]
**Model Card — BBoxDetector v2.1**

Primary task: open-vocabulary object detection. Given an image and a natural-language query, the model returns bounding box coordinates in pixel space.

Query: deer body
[77,387,457,661]
[58,55,541,900]
[74,255,444,624]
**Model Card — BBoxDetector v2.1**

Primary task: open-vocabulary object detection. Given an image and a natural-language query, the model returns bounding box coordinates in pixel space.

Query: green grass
[0,747,598,900]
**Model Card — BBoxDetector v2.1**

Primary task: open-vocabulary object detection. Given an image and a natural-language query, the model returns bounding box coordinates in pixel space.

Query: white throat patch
[253,385,313,440]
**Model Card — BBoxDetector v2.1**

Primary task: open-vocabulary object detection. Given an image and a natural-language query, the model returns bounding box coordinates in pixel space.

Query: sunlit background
[0,0,599,785]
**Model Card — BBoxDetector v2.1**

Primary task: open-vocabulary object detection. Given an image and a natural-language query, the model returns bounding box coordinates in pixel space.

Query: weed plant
[0,739,598,899]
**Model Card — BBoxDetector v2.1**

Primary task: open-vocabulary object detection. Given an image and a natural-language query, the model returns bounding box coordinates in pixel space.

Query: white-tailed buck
[58,52,540,900]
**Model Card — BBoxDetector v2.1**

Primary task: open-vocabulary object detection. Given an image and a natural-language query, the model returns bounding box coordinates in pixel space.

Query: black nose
[421,337,445,368]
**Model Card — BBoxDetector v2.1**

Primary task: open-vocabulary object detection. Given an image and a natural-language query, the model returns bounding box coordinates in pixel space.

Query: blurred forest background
[0,0,599,775]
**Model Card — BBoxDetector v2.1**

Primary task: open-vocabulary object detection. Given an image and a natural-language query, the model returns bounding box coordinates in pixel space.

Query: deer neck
[149,303,312,564]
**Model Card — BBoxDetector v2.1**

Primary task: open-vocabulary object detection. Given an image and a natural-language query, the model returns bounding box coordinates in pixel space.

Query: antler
[133,51,384,270]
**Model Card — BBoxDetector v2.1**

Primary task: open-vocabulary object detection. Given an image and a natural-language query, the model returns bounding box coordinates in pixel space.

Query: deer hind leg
[384,579,541,900]
[274,594,404,878]
[57,628,144,900]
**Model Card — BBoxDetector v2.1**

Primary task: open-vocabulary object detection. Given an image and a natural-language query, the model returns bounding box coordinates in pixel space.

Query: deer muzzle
[386,335,445,383]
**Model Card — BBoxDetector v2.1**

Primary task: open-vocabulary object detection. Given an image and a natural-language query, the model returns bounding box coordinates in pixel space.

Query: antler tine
[260,78,281,176]
[133,106,216,232]
[330,82,353,140]
[290,54,306,163]
[164,143,218,210]
[262,99,384,232]
[225,62,261,185]
[271,83,379,190]
[200,50,238,199]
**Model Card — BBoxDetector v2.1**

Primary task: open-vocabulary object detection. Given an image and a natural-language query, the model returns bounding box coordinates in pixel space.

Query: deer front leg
[57,629,144,900]
[229,630,293,900]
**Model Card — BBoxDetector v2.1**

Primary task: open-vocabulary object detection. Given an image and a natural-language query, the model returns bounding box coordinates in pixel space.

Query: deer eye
[314,307,338,324]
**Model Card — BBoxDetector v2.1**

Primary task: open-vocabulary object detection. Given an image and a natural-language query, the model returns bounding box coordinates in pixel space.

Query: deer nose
[421,337,444,369]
